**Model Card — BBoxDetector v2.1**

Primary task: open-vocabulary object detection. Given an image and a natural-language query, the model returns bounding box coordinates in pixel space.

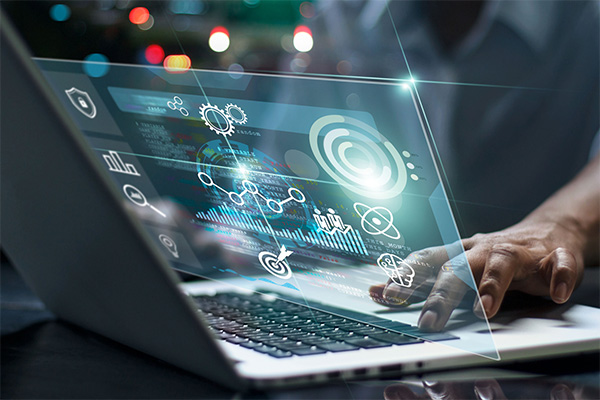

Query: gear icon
[199,104,234,137]
[225,103,248,125]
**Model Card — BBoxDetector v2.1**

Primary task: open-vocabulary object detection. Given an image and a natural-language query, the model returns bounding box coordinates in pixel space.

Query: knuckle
[480,272,504,292]
[427,289,451,305]
[489,243,520,260]
[471,232,486,242]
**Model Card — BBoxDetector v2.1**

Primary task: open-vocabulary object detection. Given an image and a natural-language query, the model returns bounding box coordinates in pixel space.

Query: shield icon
[64,87,97,119]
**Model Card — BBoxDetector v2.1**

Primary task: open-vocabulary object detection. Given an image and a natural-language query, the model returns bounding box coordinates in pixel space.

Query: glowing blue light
[83,53,110,78]
[50,4,71,22]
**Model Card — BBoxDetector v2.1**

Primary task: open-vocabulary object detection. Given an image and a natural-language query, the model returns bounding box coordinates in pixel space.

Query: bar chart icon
[102,151,140,176]
[196,204,369,257]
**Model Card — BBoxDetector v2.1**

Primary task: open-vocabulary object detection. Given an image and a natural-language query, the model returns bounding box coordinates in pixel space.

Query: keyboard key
[401,330,457,342]
[239,340,263,349]
[253,345,279,354]
[217,331,235,340]
[343,337,391,349]
[367,332,419,345]
[225,336,249,344]
[316,341,358,352]
[290,346,327,356]
[276,341,313,351]
[269,350,294,358]
[323,330,353,341]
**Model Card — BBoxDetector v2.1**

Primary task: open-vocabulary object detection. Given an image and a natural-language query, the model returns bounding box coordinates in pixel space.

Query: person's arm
[372,154,600,331]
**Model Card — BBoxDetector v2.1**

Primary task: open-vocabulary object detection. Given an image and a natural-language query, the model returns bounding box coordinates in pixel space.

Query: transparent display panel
[36,58,498,359]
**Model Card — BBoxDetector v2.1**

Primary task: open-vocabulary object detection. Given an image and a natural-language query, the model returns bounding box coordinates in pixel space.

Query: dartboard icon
[258,251,293,280]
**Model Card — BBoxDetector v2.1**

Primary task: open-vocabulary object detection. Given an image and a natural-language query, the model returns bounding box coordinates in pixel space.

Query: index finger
[380,244,454,306]
[418,259,470,332]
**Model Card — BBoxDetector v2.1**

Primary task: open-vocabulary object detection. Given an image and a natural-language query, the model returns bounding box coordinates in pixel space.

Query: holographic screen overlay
[34,59,498,359]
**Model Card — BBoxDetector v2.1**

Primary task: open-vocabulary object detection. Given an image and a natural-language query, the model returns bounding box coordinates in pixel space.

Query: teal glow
[83,54,110,78]
[49,4,71,22]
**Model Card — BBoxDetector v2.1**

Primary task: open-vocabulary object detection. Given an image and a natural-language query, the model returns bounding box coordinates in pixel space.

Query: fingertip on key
[481,294,494,316]
[418,309,439,331]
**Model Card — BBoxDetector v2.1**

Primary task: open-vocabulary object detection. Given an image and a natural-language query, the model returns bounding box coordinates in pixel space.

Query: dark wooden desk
[2,254,599,399]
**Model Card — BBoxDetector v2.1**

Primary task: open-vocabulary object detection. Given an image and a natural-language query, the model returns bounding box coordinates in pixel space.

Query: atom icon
[353,202,401,240]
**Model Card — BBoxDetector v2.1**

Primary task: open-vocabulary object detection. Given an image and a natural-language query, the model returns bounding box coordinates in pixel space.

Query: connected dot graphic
[198,172,305,213]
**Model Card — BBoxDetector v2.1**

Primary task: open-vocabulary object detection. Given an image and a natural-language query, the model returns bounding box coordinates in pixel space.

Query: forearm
[524,154,600,264]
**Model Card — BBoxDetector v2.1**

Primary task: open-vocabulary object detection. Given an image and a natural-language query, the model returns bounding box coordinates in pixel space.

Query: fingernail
[474,383,493,400]
[473,298,484,319]
[481,294,494,315]
[418,310,438,330]
[555,282,569,303]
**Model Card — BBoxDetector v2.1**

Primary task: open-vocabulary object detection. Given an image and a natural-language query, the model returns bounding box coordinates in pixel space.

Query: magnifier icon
[122,184,166,218]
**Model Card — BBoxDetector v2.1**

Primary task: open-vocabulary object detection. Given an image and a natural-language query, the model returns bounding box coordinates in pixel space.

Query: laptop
[2,10,599,390]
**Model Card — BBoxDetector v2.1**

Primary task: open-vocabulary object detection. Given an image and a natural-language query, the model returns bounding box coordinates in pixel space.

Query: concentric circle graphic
[309,115,407,199]
[258,251,293,279]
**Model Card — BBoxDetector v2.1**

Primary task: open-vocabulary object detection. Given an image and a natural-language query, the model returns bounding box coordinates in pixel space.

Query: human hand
[370,218,586,331]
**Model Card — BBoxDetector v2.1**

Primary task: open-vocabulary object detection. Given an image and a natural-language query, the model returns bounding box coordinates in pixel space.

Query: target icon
[309,115,407,199]
[258,250,293,280]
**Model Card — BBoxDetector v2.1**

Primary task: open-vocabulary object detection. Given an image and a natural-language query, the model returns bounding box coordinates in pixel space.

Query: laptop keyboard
[194,292,457,358]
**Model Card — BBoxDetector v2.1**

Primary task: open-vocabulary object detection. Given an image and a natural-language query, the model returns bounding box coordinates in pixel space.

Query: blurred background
[2,0,320,74]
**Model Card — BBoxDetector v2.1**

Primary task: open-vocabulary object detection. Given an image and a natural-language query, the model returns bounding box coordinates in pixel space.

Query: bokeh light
[138,14,154,30]
[164,54,191,73]
[145,44,165,64]
[49,4,71,22]
[293,25,313,52]
[209,26,230,52]
[299,2,315,18]
[336,60,352,75]
[228,63,244,79]
[83,53,110,78]
[129,7,150,25]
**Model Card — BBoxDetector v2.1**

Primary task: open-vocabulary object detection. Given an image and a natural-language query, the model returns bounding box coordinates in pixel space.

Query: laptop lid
[1,10,247,389]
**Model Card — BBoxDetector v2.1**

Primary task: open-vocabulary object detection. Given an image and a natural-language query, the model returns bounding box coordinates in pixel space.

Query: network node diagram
[167,96,189,116]
[197,171,305,213]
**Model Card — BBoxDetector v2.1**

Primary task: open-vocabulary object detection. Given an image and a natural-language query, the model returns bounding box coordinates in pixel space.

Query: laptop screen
[35,57,498,359]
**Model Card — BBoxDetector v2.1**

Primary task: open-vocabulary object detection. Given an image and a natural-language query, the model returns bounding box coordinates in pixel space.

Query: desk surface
[2,255,599,399]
